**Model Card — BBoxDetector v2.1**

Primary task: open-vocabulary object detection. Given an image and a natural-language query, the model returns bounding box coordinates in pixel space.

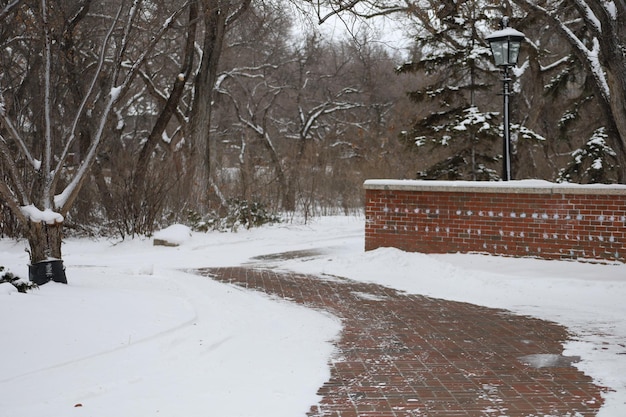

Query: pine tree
[397,3,503,180]
[557,127,618,184]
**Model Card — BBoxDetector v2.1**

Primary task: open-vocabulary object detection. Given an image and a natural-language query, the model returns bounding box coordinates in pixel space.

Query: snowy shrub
[225,199,281,231]
[0,266,37,293]
[186,200,281,233]
[557,127,618,184]
[185,209,220,233]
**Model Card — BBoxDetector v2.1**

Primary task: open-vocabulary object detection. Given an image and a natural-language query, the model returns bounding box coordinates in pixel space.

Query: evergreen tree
[557,127,618,184]
[397,3,503,180]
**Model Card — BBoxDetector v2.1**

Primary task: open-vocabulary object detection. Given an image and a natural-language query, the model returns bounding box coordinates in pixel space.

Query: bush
[226,199,282,230]
[0,266,38,293]
[186,199,281,232]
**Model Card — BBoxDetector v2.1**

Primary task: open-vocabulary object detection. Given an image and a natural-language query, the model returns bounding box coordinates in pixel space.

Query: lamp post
[486,19,525,181]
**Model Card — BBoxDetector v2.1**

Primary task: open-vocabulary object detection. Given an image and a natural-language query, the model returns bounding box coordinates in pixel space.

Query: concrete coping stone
[363,179,626,195]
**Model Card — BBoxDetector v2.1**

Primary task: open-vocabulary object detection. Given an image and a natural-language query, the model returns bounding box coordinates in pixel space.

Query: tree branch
[0,94,39,169]
[116,5,188,95]
[51,2,123,201]
[41,0,54,208]
[0,133,29,207]
[226,0,252,25]
[132,1,198,194]
[515,0,611,103]
[0,0,23,21]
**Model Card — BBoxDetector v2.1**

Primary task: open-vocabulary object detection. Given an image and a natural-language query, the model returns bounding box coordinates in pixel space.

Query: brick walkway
[198,267,604,417]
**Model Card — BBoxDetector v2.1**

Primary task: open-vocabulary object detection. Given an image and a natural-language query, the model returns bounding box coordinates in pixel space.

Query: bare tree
[215,31,369,211]
[188,0,252,207]
[211,15,412,214]
[0,0,188,282]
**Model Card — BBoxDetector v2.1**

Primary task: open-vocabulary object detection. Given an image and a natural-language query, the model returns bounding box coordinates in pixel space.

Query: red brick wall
[364,180,626,263]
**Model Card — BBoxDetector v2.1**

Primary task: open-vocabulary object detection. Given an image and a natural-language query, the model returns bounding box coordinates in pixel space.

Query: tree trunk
[283,135,311,212]
[25,221,67,285]
[605,61,626,182]
[189,1,226,208]
[188,0,252,209]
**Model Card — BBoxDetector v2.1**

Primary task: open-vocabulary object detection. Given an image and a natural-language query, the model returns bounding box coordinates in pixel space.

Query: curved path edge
[198,267,605,417]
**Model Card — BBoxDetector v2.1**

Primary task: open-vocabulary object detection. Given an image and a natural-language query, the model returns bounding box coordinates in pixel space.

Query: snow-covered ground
[1,216,625,417]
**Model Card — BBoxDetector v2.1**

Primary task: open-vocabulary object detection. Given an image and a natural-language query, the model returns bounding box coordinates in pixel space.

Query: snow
[109,86,122,101]
[589,37,611,100]
[593,158,603,170]
[54,189,71,210]
[605,1,617,20]
[19,205,64,224]
[580,0,603,33]
[153,224,192,245]
[485,27,526,41]
[1,216,625,416]
[364,178,626,192]
[0,282,18,295]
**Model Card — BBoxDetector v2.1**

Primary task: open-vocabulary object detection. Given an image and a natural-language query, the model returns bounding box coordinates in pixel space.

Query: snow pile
[153,224,192,245]
[0,282,18,295]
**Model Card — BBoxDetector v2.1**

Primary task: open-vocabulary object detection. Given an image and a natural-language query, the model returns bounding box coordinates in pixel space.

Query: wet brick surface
[197,267,605,417]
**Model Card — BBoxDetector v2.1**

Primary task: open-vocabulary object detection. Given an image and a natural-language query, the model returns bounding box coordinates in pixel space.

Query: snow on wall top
[363,179,626,195]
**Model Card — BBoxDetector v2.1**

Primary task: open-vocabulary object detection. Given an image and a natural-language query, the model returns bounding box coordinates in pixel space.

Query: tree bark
[188,0,252,209]
[189,1,227,208]
[25,221,66,284]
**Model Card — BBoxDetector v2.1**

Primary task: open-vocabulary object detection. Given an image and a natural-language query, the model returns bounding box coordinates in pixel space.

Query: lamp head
[486,27,525,67]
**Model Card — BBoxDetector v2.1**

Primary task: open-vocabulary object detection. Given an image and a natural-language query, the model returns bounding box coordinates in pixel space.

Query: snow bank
[153,224,192,245]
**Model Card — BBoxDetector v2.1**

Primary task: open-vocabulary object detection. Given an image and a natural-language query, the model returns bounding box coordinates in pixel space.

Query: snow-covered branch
[115,0,141,81]
[573,0,603,36]
[300,100,363,140]
[54,86,118,211]
[51,2,123,206]
[214,64,280,92]
[540,55,572,72]
[516,0,611,102]
[226,0,252,25]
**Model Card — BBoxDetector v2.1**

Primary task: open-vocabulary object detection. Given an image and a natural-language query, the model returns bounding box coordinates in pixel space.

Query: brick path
[198,267,604,417]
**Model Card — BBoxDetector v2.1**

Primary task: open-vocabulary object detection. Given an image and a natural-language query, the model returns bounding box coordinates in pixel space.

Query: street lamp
[486,19,525,181]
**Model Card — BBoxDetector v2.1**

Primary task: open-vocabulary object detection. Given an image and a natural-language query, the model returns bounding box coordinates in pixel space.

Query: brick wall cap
[363,179,626,195]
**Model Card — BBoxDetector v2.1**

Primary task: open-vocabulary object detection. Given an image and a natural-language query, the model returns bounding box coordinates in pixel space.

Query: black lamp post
[486,20,525,181]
